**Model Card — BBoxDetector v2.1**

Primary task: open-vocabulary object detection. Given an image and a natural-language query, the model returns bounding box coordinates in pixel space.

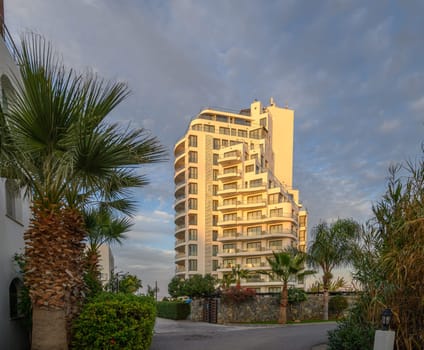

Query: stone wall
[190,293,357,324]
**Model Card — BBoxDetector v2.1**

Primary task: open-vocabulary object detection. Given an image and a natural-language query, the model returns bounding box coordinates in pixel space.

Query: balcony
[175,238,185,247]
[175,225,186,235]
[175,253,186,262]
[218,151,241,165]
[237,200,266,209]
[217,170,241,181]
[174,195,186,207]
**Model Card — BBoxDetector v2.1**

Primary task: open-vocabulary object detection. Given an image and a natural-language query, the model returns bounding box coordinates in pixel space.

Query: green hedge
[157,301,190,320]
[72,293,156,350]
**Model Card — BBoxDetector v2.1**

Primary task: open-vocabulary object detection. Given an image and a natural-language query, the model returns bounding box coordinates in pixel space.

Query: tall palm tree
[261,248,313,324]
[231,264,250,288]
[307,218,361,320]
[0,33,167,349]
[83,208,132,296]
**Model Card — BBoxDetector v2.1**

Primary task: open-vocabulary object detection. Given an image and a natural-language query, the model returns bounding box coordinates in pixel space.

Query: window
[270,208,283,217]
[223,259,235,268]
[188,183,198,194]
[212,260,219,271]
[230,140,240,146]
[219,127,230,135]
[188,167,198,179]
[269,224,283,233]
[269,240,283,249]
[269,287,281,293]
[212,185,218,195]
[188,259,198,271]
[269,193,282,204]
[299,230,306,241]
[247,226,261,236]
[213,169,219,181]
[213,153,219,165]
[245,164,254,172]
[212,215,218,226]
[223,197,237,206]
[224,150,238,158]
[247,195,262,204]
[247,242,261,251]
[189,229,198,240]
[212,230,218,241]
[246,257,261,267]
[188,151,198,163]
[260,118,267,127]
[216,115,228,123]
[223,228,237,238]
[191,124,202,131]
[188,135,197,147]
[212,200,218,211]
[247,210,262,220]
[231,128,237,136]
[299,216,306,227]
[223,213,237,222]
[250,179,263,188]
[204,124,215,133]
[238,129,248,138]
[5,179,21,222]
[221,139,228,147]
[223,243,235,253]
[223,182,237,190]
[188,214,197,225]
[213,138,220,150]
[212,245,219,256]
[188,198,197,210]
[188,244,198,256]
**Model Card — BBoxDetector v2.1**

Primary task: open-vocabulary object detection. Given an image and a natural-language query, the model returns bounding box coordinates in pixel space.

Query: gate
[202,298,218,323]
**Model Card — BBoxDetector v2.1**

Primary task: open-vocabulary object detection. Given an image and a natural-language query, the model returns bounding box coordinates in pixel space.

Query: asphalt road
[150,318,337,350]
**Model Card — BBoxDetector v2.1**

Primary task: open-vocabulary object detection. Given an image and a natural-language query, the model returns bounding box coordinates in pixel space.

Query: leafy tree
[168,277,184,298]
[83,208,132,297]
[307,219,361,320]
[218,273,236,289]
[168,274,216,298]
[0,33,167,348]
[118,274,142,294]
[260,248,314,324]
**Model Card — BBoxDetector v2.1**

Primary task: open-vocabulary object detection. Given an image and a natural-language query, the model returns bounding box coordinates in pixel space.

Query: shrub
[328,304,375,350]
[156,301,190,320]
[329,295,349,318]
[221,286,256,304]
[72,292,156,350]
[288,288,307,304]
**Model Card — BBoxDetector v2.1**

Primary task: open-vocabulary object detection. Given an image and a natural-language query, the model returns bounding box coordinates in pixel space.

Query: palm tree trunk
[24,203,86,349]
[323,289,329,320]
[279,283,288,324]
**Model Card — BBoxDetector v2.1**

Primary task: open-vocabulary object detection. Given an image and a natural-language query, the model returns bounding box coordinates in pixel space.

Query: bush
[329,295,349,318]
[72,292,156,350]
[288,288,307,304]
[221,286,256,304]
[328,304,376,350]
[156,301,190,320]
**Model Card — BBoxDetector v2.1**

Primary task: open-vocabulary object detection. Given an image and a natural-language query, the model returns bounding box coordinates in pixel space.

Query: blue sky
[6,0,424,296]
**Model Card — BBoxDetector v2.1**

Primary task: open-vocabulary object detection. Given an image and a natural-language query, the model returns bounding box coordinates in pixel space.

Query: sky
[5,0,424,297]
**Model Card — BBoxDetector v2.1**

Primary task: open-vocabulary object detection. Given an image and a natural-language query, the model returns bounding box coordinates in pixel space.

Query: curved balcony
[174,139,185,157]
[174,154,185,170]
[174,171,185,185]
[174,195,186,208]
[263,213,297,224]
[174,185,185,199]
[175,253,186,262]
[175,225,186,235]
[174,200,185,212]
[175,230,185,241]
[174,211,186,226]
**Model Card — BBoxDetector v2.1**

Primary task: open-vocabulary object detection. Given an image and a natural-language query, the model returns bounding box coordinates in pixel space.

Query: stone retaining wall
[190,293,357,324]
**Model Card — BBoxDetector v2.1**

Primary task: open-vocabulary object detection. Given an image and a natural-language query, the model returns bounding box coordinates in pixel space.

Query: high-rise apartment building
[173,98,307,292]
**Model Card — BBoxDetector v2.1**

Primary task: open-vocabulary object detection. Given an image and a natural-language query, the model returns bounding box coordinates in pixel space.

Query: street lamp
[381,308,393,331]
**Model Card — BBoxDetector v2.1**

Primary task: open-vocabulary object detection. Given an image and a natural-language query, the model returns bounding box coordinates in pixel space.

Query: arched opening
[9,277,24,319]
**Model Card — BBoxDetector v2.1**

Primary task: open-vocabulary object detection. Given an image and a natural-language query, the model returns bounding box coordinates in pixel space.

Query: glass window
[204,125,215,133]
[212,185,218,195]
[270,208,283,217]
[247,195,262,204]
[223,197,237,206]
[223,228,237,237]
[212,260,219,271]
[213,153,219,165]
[269,224,283,233]
[231,128,237,136]
[238,129,248,138]
[212,200,218,211]
[250,179,263,188]
[223,259,235,268]
[188,151,198,163]
[247,226,261,236]
[213,169,219,181]
[216,115,228,123]
[223,213,237,222]
[246,257,261,267]
[188,259,198,271]
[212,245,219,256]
[188,183,198,194]
[188,135,197,147]
[223,182,237,190]
[245,164,254,172]
[269,287,281,293]
[223,243,235,253]
[219,127,230,135]
[212,230,218,241]
[188,198,197,210]
[247,210,262,220]
[188,167,198,179]
[188,214,197,225]
[247,242,261,251]
[191,124,202,131]
[269,193,282,204]
[5,179,21,222]
[189,229,198,240]
[269,240,282,249]
[188,244,197,256]
[221,139,228,147]
[213,138,220,150]
[212,215,218,226]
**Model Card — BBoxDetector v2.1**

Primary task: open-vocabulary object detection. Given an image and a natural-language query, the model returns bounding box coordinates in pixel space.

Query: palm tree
[307,218,361,320]
[231,264,250,288]
[260,248,313,324]
[0,33,167,349]
[83,208,132,296]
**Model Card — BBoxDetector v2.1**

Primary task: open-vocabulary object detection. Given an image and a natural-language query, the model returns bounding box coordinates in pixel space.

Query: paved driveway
[150,318,336,350]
